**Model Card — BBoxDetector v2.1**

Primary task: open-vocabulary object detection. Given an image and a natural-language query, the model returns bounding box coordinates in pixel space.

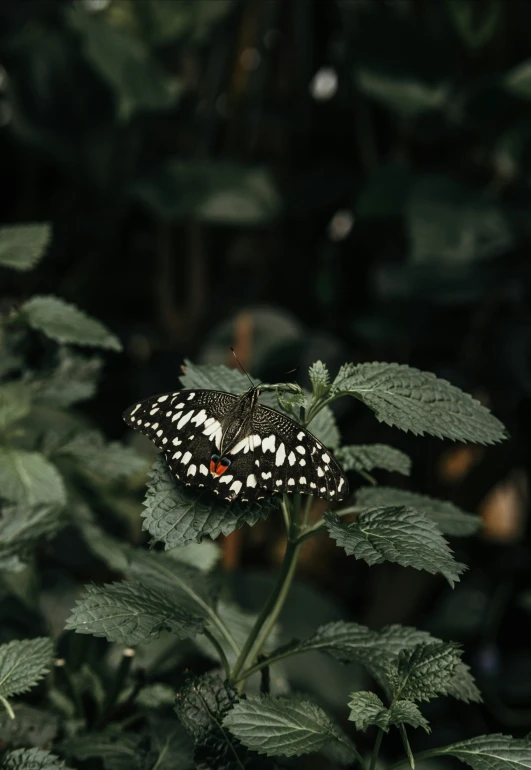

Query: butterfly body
[123,387,347,503]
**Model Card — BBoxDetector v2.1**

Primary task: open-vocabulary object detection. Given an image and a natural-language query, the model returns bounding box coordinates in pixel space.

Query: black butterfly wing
[249,404,348,502]
[123,389,244,500]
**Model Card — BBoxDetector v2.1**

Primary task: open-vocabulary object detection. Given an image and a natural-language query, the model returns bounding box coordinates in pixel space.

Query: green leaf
[0,638,54,700]
[307,403,340,449]
[389,642,462,702]
[136,684,176,709]
[324,507,466,586]
[0,504,65,573]
[272,622,480,703]
[0,450,66,506]
[337,445,411,477]
[357,160,413,219]
[61,731,144,770]
[356,487,481,536]
[347,691,429,733]
[142,455,272,548]
[67,8,178,121]
[70,504,130,572]
[223,695,344,759]
[143,720,194,770]
[65,581,204,645]
[175,673,267,770]
[131,161,281,224]
[432,733,531,770]
[27,349,102,407]
[57,430,147,479]
[0,384,32,431]
[167,540,220,572]
[1,748,73,770]
[309,361,330,399]
[20,296,121,351]
[0,224,51,271]
[331,362,506,445]
[506,60,531,101]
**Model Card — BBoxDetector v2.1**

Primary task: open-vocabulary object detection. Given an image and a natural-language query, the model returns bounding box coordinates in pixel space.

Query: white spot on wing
[317,467,324,477]
[191,409,207,427]
[219,475,234,484]
[177,411,193,430]
[322,453,330,464]
[162,437,168,444]
[173,451,182,460]
[187,464,197,476]
[261,471,272,479]
[230,480,242,495]
[299,476,306,484]
[338,478,344,490]
[288,452,296,466]
[275,443,286,467]
[297,431,305,440]
[299,459,306,466]
[288,478,295,486]
[296,445,305,455]
[156,429,163,437]
[187,392,195,400]
[247,474,257,487]
[150,408,159,415]
[130,404,141,416]
[199,464,208,476]
[172,411,183,422]
[231,436,251,455]
[262,435,276,453]
[172,437,182,446]
[276,479,283,486]
[181,451,192,465]
[158,395,169,403]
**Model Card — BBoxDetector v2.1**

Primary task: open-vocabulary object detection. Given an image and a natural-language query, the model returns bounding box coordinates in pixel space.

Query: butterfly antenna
[230,347,256,389]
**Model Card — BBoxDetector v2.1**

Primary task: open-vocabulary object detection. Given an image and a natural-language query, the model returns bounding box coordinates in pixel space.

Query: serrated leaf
[324,507,465,586]
[57,430,147,479]
[307,403,340,449]
[388,700,430,732]
[20,296,121,351]
[309,361,330,399]
[389,642,462,702]
[356,487,481,536]
[26,350,102,407]
[0,384,32,431]
[175,673,269,770]
[0,504,65,572]
[223,695,343,758]
[143,719,194,770]
[337,445,411,477]
[0,449,66,506]
[1,748,73,770]
[0,705,58,748]
[142,455,273,548]
[272,622,480,703]
[331,362,506,445]
[0,224,51,271]
[65,581,204,645]
[347,691,429,733]
[0,638,54,700]
[61,731,144,770]
[433,733,531,770]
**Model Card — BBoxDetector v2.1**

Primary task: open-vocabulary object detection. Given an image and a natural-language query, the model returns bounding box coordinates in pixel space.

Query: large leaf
[347,691,429,733]
[142,455,272,548]
[309,361,330,399]
[65,581,204,645]
[0,449,66,506]
[1,748,73,770]
[270,622,480,703]
[131,161,280,224]
[0,223,51,271]
[432,734,531,770]
[331,362,506,444]
[175,673,270,770]
[0,504,65,573]
[355,487,481,536]
[20,296,121,351]
[388,642,462,702]
[223,695,345,759]
[336,445,411,477]
[324,507,465,586]
[0,638,54,700]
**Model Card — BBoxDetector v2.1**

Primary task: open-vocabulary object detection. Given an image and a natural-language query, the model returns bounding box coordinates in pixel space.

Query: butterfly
[123,386,348,503]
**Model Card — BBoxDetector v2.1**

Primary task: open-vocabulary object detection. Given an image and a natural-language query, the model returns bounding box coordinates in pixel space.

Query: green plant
[1,222,528,770]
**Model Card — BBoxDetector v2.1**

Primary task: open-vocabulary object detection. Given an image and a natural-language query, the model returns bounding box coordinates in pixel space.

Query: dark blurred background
[2,0,531,759]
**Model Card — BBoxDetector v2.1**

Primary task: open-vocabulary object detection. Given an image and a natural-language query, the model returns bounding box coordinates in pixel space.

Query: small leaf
[143,720,194,770]
[348,691,429,733]
[61,731,144,770]
[356,487,481,536]
[324,507,466,586]
[309,361,330,399]
[0,223,51,271]
[65,581,204,645]
[0,384,32,431]
[0,504,65,573]
[57,430,147,479]
[223,695,344,759]
[389,642,462,702]
[0,450,66,506]
[142,455,272,548]
[337,445,411,477]
[388,700,430,732]
[175,673,268,769]
[20,296,121,351]
[1,748,73,770]
[331,362,506,445]
[433,733,531,770]
[0,704,58,748]
[0,638,54,699]
[27,349,102,407]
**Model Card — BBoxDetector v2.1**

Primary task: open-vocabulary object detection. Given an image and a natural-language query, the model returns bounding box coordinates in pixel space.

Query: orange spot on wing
[215,462,230,476]
[210,460,217,474]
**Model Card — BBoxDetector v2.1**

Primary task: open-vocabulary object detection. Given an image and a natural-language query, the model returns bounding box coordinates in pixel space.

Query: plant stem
[0,695,14,720]
[230,537,301,684]
[370,728,384,770]
[297,506,362,543]
[203,629,231,679]
[399,724,415,769]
